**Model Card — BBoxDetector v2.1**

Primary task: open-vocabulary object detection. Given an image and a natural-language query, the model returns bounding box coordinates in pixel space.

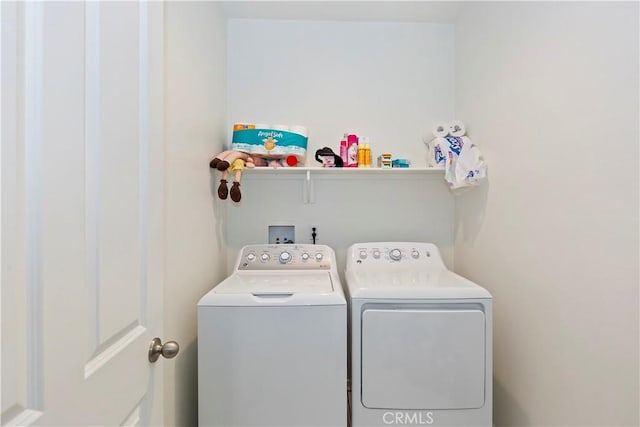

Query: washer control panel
[237,244,332,270]
[346,242,446,270]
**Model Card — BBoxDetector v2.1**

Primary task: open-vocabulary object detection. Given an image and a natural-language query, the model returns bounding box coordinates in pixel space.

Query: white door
[2,1,168,425]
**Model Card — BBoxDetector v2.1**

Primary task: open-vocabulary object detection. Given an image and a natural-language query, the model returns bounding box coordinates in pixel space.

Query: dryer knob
[411,250,420,259]
[373,250,381,259]
[389,249,402,261]
[359,250,368,259]
[301,252,310,261]
[279,251,292,264]
[260,253,270,262]
[246,253,257,262]
[315,253,324,262]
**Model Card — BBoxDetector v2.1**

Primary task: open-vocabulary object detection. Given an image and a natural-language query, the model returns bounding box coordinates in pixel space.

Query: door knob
[148,337,180,363]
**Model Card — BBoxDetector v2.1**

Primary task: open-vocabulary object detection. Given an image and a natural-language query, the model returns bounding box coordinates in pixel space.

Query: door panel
[361,308,486,410]
[1,2,164,425]
[94,1,143,344]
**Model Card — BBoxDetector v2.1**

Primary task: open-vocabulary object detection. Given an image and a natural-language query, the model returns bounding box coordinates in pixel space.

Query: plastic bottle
[347,134,358,167]
[357,137,370,167]
[340,139,347,165]
[365,142,371,167]
[357,139,366,168]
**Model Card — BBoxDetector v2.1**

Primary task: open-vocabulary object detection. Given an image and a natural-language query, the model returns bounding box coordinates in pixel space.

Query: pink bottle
[347,134,358,167]
[340,139,348,165]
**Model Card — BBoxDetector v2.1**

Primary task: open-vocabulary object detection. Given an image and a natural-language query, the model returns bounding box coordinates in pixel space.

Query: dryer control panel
[237,244,333,271]
[346,242,446,270]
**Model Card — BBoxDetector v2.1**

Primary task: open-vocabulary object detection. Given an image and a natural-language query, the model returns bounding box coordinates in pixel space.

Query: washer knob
[359,250,368,259]
[246,253,257,262]
[279,251,291,264]
[389,249,402,261]
[315,253,324,262]
[260,253,270,262]
[301,252,310,261]
[411,250,420,259]
[373,250,381,259]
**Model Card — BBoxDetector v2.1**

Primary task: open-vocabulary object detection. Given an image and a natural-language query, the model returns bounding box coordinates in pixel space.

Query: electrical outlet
[268,225,295,244]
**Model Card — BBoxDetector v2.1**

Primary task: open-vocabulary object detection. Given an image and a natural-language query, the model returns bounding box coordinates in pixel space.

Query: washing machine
[345,242,492,427]
[198,244,347,427]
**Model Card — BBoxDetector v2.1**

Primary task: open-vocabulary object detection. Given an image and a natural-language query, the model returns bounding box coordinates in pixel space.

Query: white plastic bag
[443,136,487,193]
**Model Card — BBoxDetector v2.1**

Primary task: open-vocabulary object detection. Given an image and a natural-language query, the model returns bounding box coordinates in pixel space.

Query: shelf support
[303,169,315,204]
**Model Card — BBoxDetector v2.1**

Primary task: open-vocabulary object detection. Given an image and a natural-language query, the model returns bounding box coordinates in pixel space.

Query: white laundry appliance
[345,242,492,427]
[198,244,347,427]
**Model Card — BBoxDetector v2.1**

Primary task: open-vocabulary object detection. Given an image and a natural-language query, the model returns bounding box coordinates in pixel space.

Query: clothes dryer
[345,242,492,427]
[198,244,347,426]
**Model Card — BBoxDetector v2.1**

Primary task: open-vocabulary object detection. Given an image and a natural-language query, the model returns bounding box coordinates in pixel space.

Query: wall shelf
[244,166,444,175]
[239,167,447,204]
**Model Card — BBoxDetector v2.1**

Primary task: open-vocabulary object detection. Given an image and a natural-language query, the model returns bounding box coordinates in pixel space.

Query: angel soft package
[231,123,308,163]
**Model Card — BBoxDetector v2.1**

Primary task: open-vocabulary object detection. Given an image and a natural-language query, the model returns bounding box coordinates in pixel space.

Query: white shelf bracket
[303,169,315,204]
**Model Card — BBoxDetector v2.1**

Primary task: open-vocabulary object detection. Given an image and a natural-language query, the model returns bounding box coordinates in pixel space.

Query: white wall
[454,2,639,426]
[225,171,455,276]
[227,19,454,167]
[164,3,227,426]
[224,19,457,272]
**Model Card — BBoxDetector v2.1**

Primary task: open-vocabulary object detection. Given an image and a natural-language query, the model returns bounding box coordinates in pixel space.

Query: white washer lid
[216,272,333,294]
[199,272,346,307]
[346,270,491,300]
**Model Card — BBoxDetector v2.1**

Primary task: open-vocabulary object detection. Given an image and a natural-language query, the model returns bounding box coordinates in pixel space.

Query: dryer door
[361,307,485,410]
